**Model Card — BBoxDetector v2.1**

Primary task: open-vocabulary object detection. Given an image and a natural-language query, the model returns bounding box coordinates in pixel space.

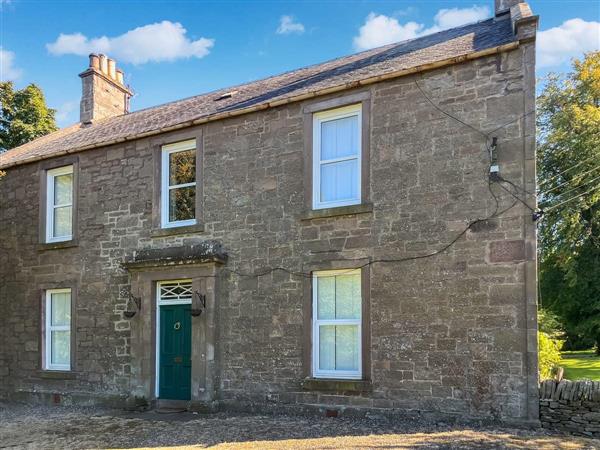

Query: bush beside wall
[538,332,563,379]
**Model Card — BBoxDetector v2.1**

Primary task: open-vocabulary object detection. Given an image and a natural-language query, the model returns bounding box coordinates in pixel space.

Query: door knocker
[173,321,181,331]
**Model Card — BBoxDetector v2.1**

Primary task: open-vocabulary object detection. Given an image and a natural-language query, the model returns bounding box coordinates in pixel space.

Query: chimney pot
[99,54,108,74]
[107,58,117,80]
[116,69,124,85]
[89,54,100,70]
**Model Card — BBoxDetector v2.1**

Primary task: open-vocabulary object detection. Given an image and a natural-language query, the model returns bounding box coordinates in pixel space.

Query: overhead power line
[540,173,600,207]
[414,79,488,140]
[538,153,599,188]
[496,175,536,197]
[495,180,535,212]
[486,110,536,136]
[544,184,600,213]
[492,168,600,216]
[189,200,522,281]
[539,165,600,196]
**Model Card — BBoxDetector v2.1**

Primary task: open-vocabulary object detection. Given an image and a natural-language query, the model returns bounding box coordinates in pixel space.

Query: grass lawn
[560,349,600,381]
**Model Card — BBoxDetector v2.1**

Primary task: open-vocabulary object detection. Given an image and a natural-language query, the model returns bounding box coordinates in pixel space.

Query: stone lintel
[122,241,227,270]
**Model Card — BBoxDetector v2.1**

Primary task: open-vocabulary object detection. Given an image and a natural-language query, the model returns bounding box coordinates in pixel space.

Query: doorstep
[155,399,189,412]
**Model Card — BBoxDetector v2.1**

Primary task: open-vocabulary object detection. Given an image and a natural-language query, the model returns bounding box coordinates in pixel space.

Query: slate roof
[0,15,517,169]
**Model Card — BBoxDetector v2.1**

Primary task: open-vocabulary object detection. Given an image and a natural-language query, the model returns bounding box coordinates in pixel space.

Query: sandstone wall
[0,43,537,421]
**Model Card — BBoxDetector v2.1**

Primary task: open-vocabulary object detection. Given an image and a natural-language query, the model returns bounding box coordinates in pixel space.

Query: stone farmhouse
[0,0,539,423]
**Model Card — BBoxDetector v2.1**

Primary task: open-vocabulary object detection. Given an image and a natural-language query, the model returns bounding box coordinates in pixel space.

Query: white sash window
[45,289,71,371]
[46,166,73,242]
[161,140,197,228]
[312,270,362,379]
[313,104,362,209]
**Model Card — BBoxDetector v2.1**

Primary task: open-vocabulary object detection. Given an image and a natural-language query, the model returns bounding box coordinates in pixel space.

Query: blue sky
[1,0,599,127]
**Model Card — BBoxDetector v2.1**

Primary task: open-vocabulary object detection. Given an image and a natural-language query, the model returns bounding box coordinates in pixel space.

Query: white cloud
[0,48,22,81]
[353,5,490,51]
[276,15,305,35]
[47,21,214,64]
[537,18,600,68]
[431,6,490,31]
[353,14,423,51]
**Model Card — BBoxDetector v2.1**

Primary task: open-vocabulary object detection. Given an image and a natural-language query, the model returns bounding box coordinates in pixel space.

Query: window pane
[51,331,70,366]
[51,292,71,326]
[53,206,72,238]
[321,115,359,161]
[319,325,359,372]
[335,325,359,371]
[54,173,72,205]
[320,159,358,203]
[169,150,196,186]
[169,187,196,222]
[335,274,361,320]
[160,281,193,302]
[319,325,336,371]
[317,276,335,320]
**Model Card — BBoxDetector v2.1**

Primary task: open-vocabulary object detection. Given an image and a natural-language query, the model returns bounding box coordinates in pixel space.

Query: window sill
[36,370,77,380]
[150,223,205,237]
[38,240,78,251]
[300,203,373,221]
[300,378,372,393]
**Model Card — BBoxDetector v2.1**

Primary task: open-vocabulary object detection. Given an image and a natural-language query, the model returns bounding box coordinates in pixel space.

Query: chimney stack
[494,0,524,16]
[79,53,133,124]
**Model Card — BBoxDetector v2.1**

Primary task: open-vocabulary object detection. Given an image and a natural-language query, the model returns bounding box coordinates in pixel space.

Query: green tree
[538,308,564,337]
[538,52,600,354]
[0,81,57,152]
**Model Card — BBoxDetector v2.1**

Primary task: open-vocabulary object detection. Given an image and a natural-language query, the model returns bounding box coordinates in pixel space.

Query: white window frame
[46,165,73,243]
[155,279,193,397]
[161,139,197,228]
[312,269,362,380]
[44,288,72,371]
[312,104,362,210]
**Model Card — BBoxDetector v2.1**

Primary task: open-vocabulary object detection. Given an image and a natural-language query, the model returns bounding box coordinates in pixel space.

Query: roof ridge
[103,16,498,120]
[0,16,517,169]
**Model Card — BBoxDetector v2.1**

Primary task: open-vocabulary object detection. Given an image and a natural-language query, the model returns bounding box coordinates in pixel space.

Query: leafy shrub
[539,331,563,380]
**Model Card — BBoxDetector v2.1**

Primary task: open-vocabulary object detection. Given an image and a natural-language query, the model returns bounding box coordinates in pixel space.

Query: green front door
[159,304,191,400]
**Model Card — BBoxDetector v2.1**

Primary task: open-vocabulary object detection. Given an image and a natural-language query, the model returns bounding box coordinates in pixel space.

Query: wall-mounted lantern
[191,291,207,317]
[124,293,141,318]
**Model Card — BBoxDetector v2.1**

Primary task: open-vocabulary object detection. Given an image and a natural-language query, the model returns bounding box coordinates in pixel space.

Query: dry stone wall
[540,379,600,437]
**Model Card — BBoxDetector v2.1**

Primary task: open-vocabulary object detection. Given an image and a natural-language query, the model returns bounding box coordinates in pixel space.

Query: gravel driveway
[1,402,599,449]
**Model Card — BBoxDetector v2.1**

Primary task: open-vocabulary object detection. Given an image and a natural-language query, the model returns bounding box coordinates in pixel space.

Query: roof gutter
[1,41,520,170]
